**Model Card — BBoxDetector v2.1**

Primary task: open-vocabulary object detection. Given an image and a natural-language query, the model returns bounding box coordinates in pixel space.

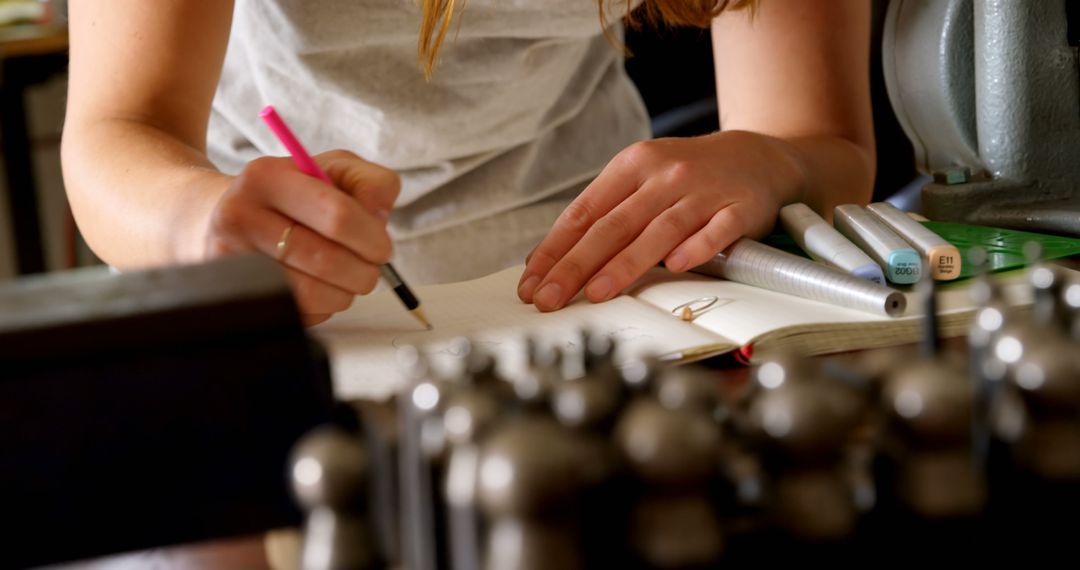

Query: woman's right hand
[204,150,401,326]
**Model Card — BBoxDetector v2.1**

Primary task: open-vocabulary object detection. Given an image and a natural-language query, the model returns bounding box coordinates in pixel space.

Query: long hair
[418,0,759,79]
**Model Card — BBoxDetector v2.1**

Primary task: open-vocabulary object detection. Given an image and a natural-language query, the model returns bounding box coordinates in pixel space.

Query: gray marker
[779,203,886,284]
[833,204,922,284]
[866,202,962,281]
[690,238,907,318]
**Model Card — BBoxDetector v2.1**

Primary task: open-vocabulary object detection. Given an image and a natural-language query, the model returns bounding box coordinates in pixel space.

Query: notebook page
[631,271,889,346]
[315,266,726,401]
[630,269,1038,349]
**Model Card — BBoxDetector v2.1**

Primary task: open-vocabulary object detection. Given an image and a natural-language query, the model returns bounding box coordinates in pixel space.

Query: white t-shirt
[207,0,651,282]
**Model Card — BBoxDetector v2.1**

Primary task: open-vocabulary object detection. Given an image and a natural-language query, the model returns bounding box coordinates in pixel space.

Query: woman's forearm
[782,134,876,218]
[711,0,875,221]
[715,130,875,230]
[61,118,232,269]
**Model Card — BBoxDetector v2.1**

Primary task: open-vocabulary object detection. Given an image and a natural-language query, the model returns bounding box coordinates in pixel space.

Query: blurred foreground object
[0,255,334,568]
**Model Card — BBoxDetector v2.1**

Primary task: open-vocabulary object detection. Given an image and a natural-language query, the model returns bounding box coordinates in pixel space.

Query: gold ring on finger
[276,223,296,261]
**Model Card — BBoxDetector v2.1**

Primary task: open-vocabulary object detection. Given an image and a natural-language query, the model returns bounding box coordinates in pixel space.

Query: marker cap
[886,249,922,284]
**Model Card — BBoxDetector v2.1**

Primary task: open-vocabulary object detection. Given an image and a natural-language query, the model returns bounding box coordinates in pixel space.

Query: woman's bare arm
[63,0,236,267]
[63,1,399,325]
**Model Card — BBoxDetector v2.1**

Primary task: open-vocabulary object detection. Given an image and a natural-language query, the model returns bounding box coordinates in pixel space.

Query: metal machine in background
[884,0,1080,235]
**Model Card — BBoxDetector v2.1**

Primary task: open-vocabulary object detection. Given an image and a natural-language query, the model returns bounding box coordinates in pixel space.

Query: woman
[62,0,873,324]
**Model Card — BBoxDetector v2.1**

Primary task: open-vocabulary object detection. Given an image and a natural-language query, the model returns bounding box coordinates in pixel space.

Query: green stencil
[922,221,1080,279]
[763,220,1080,281]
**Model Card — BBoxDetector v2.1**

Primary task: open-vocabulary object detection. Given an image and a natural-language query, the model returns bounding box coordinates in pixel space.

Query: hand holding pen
[202,110,402,326]
[259,105,431,329]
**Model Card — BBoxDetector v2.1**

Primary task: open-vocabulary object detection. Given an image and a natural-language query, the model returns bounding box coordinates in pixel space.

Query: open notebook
[314,265,1046,401]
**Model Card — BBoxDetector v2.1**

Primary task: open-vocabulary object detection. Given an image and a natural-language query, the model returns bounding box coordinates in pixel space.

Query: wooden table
[41,534,274,570]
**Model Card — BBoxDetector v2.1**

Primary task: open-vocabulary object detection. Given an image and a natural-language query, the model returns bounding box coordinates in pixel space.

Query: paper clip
[671,296,719,322]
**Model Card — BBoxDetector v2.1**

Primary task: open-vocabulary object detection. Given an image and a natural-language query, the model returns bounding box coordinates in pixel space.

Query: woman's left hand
[517,130,806,312]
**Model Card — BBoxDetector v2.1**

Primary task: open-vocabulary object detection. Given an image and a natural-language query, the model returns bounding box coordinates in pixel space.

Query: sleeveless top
[208,0,650,270]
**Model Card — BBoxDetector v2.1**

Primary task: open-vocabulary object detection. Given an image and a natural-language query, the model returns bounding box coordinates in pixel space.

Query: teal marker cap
[886,249,922,284]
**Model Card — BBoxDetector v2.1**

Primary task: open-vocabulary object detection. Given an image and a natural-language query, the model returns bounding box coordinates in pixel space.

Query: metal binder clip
[671,296,719,322]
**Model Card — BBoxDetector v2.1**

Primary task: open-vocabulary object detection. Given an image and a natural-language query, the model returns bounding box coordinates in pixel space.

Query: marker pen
[867,202,961,281]
[833,204,921,285]
[779,203,886,284]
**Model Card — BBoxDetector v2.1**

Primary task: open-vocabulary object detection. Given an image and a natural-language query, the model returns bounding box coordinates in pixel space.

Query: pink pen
[259,106,335,185]
[259,105,431,330]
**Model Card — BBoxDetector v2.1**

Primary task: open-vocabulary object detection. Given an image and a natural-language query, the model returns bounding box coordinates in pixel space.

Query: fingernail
[586,276,614,302]
[518,274,540,298]
[534,282,563,311]
[666,251,688,272]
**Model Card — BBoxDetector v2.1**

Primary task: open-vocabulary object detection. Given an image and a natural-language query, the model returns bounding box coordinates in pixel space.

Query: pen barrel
[380,265,403,288]
[779,203,884,283]
[693,238,907,318]
[867,203,946,252]
[834,205,913,257]
[834,205,922,284]
[381,265,420,310]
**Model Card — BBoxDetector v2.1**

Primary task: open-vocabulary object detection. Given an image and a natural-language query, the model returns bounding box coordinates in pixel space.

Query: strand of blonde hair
[418,0,460,80]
